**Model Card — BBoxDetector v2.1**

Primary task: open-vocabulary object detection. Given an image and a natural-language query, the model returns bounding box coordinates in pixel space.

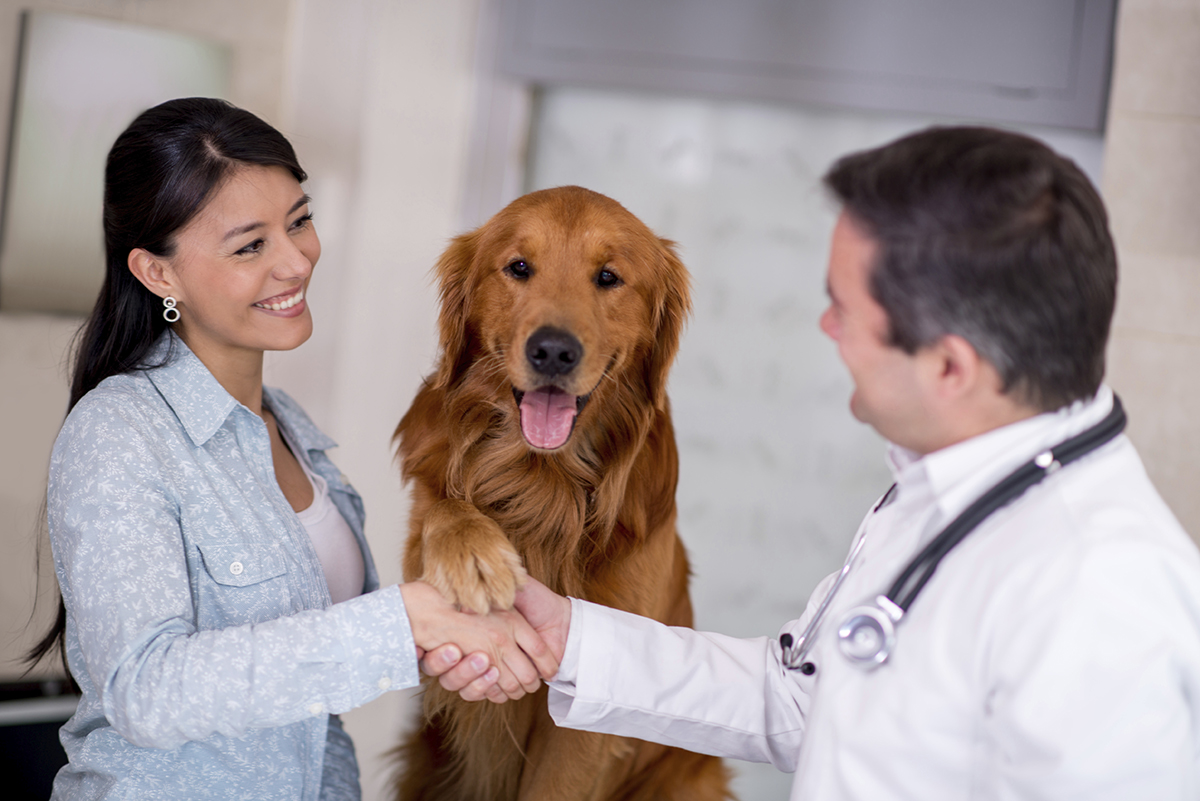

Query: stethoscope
[781,395,1127,673]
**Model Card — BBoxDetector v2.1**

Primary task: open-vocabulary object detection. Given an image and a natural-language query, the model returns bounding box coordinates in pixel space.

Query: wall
[0,0,292,164]
[0,313,76,675]
[1103,0,1200,544]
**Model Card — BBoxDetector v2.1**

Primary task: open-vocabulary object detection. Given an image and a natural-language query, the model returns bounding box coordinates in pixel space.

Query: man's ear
[929,333,1037,437]
[127,248,177,300]
[930,333,986,398]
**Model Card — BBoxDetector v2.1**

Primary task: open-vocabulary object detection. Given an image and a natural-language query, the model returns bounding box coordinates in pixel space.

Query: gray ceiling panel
[497,0,1116,131]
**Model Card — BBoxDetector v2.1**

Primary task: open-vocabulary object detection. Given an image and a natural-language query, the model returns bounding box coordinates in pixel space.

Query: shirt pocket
[193,541,295,628]
[197,542,287,587]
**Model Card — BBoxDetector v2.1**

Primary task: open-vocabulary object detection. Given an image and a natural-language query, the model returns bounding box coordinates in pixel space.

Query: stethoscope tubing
[781,484,895,670]
[783,395,1127,672]
[886,396,1127,613]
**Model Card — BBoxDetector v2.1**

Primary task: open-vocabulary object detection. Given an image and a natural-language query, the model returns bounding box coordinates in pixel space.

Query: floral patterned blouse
[47,333,419,800]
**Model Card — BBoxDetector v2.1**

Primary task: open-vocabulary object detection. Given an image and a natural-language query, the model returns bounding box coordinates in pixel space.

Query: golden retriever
[392,185,732,800]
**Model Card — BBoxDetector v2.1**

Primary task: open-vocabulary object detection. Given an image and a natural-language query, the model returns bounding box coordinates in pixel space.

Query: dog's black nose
[526,326,582,377]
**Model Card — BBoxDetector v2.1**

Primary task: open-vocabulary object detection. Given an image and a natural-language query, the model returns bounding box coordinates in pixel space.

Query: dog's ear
[645,238,692,410]
[433,229,482,390]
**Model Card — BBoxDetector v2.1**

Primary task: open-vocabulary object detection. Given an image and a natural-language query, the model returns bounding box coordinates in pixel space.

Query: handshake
[398,577,571,704]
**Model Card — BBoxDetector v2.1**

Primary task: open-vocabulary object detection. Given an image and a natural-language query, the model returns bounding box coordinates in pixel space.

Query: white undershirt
[282,429,365,604]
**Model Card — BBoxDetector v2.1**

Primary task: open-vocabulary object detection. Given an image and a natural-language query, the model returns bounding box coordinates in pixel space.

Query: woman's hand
[422,577,572,703]
[399,581,557,701]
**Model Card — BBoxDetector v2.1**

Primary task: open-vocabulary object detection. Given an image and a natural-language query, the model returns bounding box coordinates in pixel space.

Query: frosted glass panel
[0,11,230,314]
[525,85,1103,799]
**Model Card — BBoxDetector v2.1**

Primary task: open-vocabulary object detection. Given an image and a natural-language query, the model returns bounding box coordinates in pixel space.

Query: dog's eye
[504,260,531,280]
[596,268,622,288]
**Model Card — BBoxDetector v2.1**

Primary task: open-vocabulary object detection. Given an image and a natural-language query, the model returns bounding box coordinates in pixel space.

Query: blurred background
[0,1,1195,798]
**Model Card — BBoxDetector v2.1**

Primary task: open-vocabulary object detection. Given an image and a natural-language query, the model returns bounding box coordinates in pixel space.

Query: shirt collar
[144,333,239,447]
[142,334,338,457]
[885,385,1116,525]
[262,385,337,455]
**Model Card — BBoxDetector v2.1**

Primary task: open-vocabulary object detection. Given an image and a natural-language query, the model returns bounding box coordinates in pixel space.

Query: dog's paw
[423,541,527,615]
[421,500,528,614]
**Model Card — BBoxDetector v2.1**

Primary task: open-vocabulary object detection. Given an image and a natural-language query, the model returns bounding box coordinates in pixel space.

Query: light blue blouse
[47,334,419,800]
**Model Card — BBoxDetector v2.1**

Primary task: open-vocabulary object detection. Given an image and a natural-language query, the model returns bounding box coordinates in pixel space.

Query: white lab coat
[548,387,1200,799]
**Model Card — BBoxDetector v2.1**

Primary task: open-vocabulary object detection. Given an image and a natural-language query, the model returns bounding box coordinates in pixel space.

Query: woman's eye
[291,212,314,231]
[596,268,622,288]
[236,239,265,256]
[505,260,531,279]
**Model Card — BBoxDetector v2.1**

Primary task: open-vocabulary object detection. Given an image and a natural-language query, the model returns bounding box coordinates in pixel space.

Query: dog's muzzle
[525,326,581,378]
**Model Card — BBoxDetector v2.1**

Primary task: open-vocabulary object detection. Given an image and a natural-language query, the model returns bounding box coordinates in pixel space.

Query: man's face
[819,212,936,452]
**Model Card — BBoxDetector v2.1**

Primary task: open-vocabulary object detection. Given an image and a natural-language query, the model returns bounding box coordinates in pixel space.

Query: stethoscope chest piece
[837,595,903,669]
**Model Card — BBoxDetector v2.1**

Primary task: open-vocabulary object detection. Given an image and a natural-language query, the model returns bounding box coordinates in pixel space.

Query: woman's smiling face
[161,164,319,366]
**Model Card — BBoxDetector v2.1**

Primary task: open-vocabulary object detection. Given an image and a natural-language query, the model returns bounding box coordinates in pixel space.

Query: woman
[30,97,554,800]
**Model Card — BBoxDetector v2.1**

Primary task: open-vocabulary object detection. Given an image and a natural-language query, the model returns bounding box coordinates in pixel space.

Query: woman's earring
[162,296,180,323]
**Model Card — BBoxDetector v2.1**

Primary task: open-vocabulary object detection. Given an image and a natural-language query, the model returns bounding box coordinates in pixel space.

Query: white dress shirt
[548,386,1200,799]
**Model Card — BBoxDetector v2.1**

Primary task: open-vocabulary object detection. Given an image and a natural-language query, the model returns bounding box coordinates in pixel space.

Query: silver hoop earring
[162,296,180,323]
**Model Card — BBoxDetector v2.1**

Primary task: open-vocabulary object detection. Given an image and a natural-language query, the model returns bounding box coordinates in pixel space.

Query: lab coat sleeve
[547,598,809,769]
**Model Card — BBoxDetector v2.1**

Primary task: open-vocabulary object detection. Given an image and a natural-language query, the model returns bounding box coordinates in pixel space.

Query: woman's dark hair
[72,96,307,410]
[824,126,1117,412]
[27,97,306,673]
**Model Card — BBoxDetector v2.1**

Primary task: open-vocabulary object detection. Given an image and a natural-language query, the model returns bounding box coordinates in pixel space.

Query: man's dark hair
[823,126,1116,412]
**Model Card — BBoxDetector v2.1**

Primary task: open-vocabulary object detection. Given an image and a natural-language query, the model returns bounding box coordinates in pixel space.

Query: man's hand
[399,581,558,702]
[513,577,571,663]
[423,577,572,703]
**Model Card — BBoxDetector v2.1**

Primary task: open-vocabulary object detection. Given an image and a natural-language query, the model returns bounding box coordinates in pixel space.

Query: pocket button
[229,561,244,576]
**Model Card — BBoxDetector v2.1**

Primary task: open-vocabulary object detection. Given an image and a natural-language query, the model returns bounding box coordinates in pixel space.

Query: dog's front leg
[419,498,528,614]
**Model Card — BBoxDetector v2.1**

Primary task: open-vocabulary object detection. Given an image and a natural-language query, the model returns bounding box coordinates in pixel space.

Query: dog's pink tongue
[519,387,577,450]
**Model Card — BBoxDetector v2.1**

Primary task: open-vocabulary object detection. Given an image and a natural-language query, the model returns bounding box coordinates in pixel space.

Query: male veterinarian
[427,126,1200,799]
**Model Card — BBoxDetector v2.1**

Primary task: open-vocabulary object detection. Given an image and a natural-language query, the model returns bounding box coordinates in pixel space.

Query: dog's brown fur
[392,186,732,801]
